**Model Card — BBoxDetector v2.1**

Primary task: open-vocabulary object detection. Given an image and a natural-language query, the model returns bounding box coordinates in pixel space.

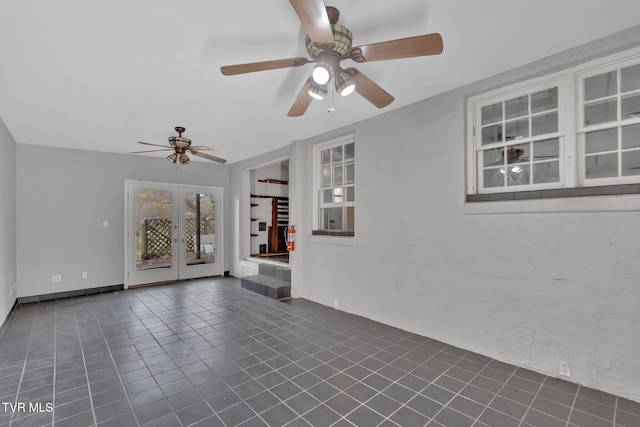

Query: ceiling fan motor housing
[305,24,352,58]
[168,136,191,150]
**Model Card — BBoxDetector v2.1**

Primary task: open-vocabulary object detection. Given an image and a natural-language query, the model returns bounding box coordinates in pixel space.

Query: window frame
[467,46,640,197]
[576,56,640,187]
[312,134,355,236]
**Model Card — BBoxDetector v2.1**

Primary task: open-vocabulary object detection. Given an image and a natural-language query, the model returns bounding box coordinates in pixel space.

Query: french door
[125,181,223,287]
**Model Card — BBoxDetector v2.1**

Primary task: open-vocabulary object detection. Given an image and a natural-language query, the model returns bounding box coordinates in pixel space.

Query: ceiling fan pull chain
[328,79,336,113]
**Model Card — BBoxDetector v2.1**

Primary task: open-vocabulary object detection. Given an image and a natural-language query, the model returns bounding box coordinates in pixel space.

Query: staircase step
[241,275,291,300]
[258,263,291,283]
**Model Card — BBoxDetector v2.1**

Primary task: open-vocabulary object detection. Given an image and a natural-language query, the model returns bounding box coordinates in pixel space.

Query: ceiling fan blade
[189,149,227,164]
[221,57,310,76]
[289,0,335,47]
[346,68,394,109]
[130,149,172,153]
[137,141,172,148]
[349,33,443,63]
[189,146,213,151]
[287,79,314,117]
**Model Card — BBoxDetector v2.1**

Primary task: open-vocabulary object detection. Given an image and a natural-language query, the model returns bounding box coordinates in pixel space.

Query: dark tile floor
[1,277,639,427]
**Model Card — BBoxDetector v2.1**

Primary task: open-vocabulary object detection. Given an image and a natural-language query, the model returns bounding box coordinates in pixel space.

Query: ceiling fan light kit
[219,0,444,117]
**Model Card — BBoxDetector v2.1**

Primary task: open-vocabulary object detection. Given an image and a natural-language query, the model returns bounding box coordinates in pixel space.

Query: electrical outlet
[103,220,109,228]
[81,272,88,279]
[559,360,571,377]
[51,275,62,283]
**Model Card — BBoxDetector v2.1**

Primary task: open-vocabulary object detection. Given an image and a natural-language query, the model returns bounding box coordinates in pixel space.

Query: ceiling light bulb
[335,70,355,97]
[308,81,328,100]
[312,65,330,85]
[178,153,190,165]
[340,83,355,96]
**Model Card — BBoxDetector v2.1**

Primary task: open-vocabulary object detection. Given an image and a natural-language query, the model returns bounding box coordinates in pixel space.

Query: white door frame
[124,180,224,288]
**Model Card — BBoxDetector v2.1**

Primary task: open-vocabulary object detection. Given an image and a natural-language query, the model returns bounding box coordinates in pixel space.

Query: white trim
[308,235,355,246]
[467,45,640,197]
[464,193,640,215]
[312,133,355,232]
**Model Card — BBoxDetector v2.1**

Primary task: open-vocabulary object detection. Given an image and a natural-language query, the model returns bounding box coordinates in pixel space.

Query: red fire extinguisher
[286,225,296,251]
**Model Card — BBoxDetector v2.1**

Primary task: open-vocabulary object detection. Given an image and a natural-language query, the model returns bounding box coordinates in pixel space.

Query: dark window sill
[312,230,355,237]
[467,184,640,202]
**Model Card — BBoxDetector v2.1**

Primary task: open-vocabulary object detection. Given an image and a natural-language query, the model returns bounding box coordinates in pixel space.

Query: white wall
[0,118,17,325]
[16,144,229,298]
[236,27,640,401]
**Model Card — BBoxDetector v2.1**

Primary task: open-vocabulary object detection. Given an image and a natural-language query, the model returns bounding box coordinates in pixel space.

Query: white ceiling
[1,1,640,164]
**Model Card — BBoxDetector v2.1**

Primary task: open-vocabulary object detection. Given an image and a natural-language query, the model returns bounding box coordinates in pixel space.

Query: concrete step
[241,275,291,300]
[258,263,291,283]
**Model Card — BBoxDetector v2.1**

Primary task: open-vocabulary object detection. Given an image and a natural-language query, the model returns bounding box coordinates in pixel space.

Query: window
[579,63,640,183]
[467,47,640,198]
[313,135,355,235]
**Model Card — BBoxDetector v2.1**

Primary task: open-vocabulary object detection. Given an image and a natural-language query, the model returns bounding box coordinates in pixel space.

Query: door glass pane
[532,112,558,136]
[585,71,617,101]
[482,102,502,125]
[585,129,618,154]
[533,161,560,184]
[482,124,502,145]
[584,100,617,126]
[505,118,529,141]
[532,87,558,114]
[621,93,640,119]
[621,63,640,93]
[622,124,640,149]
[184,193,216,266]
[505,95,528,120]
[622,150,640,176]
[585,153,618,178]
[135,190,172,271]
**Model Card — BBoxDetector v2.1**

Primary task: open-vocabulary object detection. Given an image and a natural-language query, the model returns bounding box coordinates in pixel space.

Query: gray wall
[232,27,640,401]
[16,144,229,298]
[0,118,17,325]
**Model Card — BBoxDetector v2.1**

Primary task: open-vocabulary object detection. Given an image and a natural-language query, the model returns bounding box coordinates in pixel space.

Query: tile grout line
[73,311,99,427]
[51,308,57,427]
[517,373,546,427]
[565,385,581,427]
[472,363,521,426]
[420,347,493,422]
[92,300,142,426]
[8,309,38,427]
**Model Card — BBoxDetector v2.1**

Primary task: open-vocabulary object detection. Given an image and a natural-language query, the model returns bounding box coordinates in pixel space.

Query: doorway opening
[249,159,289,264]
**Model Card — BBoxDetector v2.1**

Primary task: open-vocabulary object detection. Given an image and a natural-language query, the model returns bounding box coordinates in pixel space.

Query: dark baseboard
[16,284,125,305]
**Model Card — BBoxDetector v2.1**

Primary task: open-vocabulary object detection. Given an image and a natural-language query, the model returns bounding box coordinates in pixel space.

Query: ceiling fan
[132,126,227,165]
[220,0,443,117]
